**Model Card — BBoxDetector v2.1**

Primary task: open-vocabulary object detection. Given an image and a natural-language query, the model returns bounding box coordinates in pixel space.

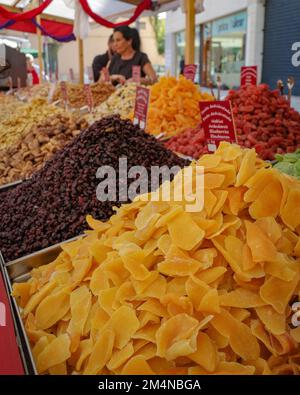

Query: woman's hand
[110,74,126,84]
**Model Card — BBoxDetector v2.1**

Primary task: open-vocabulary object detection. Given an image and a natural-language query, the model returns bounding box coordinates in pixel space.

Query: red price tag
[240,66,257,86]
[183,64,197,82]
[133,86,150,129]
[0,272,24,374]
[69,68,75,82]
[199,100,237,152]
[60,81,68,105]
[17,77,21,90]
[132,65,141,84]
[84,84,94,112]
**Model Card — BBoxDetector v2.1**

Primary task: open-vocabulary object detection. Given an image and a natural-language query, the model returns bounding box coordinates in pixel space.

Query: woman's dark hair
[113,26,141,52]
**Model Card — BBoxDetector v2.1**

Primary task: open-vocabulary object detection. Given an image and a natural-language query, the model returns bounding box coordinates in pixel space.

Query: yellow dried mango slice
[107,342,134,370]
[156,313,199,360]
[195,267,227,284]
[225,186,247,216]
[204,173,225,189]
[188,331,218,372]
[48,362,67,375]
[198,154,222,169]
[12,283,31,308]
[35,290,70,330]
[23,281,57,317]
[120,249,151,281]
[134,343,157,360]
[255,305,286,335]
[260,274,299,314]
[103,306,139,349]
[68,286,92,352]
[98,287,118,316]
[281,188,300,230]
[214,361,255,375]
[75,339,93,372]
[131,271,159,295]
[245,221,278,262]
[36,334,71,374]
[121,355,155,375]
[167,212,205,251]
[219,288,266,308]
[83,329,115,374]
[86,215,111,232]
[132,323,160,343]
[235,148,257,187]
[161,293,193,316]
[249,177,283,219]
[137,299,168,317]
[256,217,282,244]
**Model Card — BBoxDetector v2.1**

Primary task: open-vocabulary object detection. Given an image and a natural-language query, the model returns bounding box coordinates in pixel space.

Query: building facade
[165,0,265,88]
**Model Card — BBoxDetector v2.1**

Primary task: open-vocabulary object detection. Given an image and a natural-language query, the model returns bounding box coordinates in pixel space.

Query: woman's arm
[141,62,158,85]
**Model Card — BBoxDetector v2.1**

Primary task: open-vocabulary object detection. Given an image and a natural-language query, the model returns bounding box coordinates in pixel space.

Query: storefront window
[203,11,247,88]
[175,26,200,83]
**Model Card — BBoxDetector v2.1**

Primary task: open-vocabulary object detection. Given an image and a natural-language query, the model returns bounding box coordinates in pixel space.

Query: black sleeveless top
[109,52,150,80]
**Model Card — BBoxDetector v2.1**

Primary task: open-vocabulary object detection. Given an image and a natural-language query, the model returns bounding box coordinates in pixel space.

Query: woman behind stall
[102,26,157,85]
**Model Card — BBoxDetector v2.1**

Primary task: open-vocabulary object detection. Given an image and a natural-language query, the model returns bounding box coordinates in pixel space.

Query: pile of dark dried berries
[0,115,189,262]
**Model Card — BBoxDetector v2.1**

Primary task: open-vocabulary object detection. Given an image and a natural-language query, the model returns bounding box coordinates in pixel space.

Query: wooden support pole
[37,14,43,82]
[185,0,195,65]
[78,39,84,84]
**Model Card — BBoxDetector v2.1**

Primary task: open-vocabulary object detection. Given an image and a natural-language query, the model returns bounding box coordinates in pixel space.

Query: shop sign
[199,100,237,152]
[0,272,24,374]
[132,65,141,84]
[212,11,247,36]
[133,86,150,129]
[84,84,94,112]
[183,64,197,82]
[241,66,257,86]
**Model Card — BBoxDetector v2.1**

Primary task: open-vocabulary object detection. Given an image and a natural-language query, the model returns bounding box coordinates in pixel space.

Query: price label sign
[0,271,24,374]
[60,81,68,107]
[69,68,75,82]
[84,83,94,112]
[132,65,141,84]
[199,100,237,152]
[240,66,257,86]
[133,86,150,129]
[183,64,197,82]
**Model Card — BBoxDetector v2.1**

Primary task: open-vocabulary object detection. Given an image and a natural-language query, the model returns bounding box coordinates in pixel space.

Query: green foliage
[150,16,165,55]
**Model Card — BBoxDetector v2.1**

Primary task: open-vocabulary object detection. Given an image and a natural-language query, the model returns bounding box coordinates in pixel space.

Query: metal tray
[5,234,84,282]
[2,234,85,374]
[0,180,23,194]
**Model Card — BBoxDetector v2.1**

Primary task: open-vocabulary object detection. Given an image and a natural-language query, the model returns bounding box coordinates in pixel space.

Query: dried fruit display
[0,94,26,122]
[147,76,214,137]
[227,84,300,160]
[0,98,63,150]
[16,83,51,101]
[165,124,208,159]
[53,82,115,109]
[0,113,88,185]
[0,116,188,262]
[87,83,137,124]
[12,143,300,375]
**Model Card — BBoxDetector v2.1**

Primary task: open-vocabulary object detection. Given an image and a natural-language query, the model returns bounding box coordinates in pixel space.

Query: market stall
[0,0,300,378]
